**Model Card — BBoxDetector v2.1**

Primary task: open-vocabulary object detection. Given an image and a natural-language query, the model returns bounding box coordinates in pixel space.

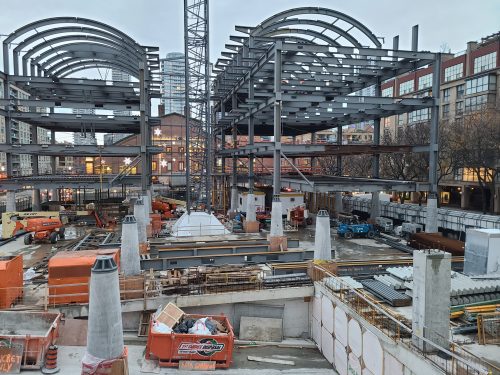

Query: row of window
[465,75,496,95]
[408,108,430,124]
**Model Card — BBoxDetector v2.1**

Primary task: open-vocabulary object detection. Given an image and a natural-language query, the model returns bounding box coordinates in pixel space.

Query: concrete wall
[313,282,443,375]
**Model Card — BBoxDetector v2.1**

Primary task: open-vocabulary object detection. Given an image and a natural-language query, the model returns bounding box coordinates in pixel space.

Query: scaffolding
[183,0,211,212]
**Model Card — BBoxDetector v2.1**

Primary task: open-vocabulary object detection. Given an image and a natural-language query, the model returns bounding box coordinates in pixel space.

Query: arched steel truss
[0,17,161,191]
[212,7,441,229]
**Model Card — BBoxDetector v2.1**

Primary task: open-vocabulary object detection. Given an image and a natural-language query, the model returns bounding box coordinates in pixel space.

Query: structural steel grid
[0,17,162,193]
[212,7,441,229]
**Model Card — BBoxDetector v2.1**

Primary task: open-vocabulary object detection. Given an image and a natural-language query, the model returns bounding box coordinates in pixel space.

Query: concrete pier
[5,191,16,212]
[370,191,380,219]
[334,192,343,214]
[425,195,438,233]
[314,210,332,260]
[32,189,41,211]
[244,192,259,233]
[85,256,124,360]
[412,250,451,351]
[269,195,286,251]
[120,215,141,276]
[134,198,147,245]
[230,186,238,213]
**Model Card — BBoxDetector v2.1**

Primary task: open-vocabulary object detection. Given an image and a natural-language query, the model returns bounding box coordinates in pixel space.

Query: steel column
[273,45,282,196]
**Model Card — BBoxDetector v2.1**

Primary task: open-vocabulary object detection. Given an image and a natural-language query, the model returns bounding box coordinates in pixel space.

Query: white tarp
[171,212,230,237]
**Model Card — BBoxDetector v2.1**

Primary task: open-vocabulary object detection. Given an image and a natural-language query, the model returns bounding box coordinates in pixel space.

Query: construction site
[0,2,499,375]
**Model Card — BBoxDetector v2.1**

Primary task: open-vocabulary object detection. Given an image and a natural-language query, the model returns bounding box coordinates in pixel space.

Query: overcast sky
[1,0,499,143]
[2,0,499,61]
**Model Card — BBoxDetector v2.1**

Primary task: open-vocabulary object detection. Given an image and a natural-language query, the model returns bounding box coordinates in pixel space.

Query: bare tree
[450,109,500,213]
[317,154,372,177]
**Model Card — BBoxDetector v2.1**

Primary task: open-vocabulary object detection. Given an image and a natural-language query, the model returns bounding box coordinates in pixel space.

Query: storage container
[0,255,23,308]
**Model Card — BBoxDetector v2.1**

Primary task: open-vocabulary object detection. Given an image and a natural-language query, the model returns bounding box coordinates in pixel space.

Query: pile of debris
[151,303,229,336]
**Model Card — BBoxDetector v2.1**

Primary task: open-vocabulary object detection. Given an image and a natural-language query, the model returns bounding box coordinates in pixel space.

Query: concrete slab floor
[34,345,337,374]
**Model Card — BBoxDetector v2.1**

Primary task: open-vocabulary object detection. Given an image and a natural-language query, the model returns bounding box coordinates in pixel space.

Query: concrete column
[269,195,286,250]
[134,198,147,245]
[370,191,381,219]
[230,186,238,213]
[120,215,141,276]
[412,250,451,352]
[141,192,151,229]
[460,187,469,210]
[425,196,438,233]
[5,191,16,212]
[334,192,343,214]
[314,210,332,260]
[85,256,124,361]
[246,193,256,222]
[244,192,259,233]
[49,189,58,202]
[32,189,41,211]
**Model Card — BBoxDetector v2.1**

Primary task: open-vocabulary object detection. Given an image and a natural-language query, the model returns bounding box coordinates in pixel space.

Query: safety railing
[308,262,497,375]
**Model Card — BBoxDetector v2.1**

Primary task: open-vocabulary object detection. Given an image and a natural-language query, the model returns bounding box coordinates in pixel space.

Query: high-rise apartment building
[380,32,500,212]
[0,81,51,176]
[160,52,185,115]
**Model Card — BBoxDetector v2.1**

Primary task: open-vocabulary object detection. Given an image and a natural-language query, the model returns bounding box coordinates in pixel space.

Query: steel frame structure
[212,8,441,202]
[184,0,211,212]
[0,17,161,191]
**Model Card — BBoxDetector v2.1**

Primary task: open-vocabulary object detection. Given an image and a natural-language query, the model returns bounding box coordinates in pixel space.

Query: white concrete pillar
[425,196,438,233]
[5,191,16,212]
[246,193,256,222]
[370,191,381,219]
[85,256,124,361]
[412,250,451,352]
[49,189,58,202]
[460,187,469,210]
[134,198,147,244]
[32,189,41,211]
[141,193,151,227]
[120,215,141,276]
[334,192,343,214]
[314,210,332,261]
[270,196,283,237]
[230,186,238,213]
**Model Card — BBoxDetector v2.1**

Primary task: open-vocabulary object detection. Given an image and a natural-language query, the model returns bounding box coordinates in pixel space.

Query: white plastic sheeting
[348,319,362,358]
[334,339,348,375]
[314,210,332,260]
[384,352,404,375]
[321,326,334,365]
[321,294,334,334]
[334,306,348,346]
[171,212,230,237]
[246,193,257,222]
[348,352,362,375]
[362,330,383,375]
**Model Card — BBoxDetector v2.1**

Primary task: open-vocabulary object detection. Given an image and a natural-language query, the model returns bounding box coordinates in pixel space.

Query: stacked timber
[409,232,464,256]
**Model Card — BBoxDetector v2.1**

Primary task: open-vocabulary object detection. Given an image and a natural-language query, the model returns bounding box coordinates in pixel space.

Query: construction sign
[0,340,23,373]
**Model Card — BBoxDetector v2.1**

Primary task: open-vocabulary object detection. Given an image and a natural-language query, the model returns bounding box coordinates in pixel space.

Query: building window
[152,161,157,171]
[465,95,488,112]
[178,161,185,171]
[444,63,464,82]
[456,101,463,115]
[473,52,497,74]
[408,108,430,124]
[418,73,432,90]
[442,88,451,102]
[442,104,450,118]
[179,147,185,153]
[465,75,495,95]
[456,84,464,99]
[165,147,172,153]
[398,115,404,126]
[399,80,414,95]
[381,87,393,97]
